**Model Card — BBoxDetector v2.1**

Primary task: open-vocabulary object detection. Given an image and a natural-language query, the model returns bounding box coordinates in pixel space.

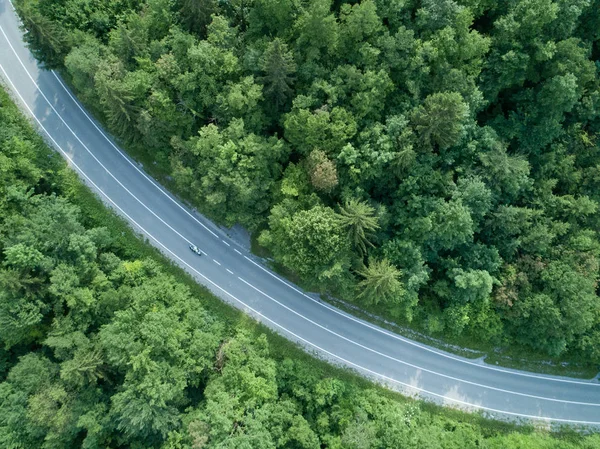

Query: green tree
[477,134,532,203]
[99,272,223,442]
[326,66,394,123]
[338,0,383,66]
[260,204,352,286]
[416,0,464,33]
[427,199,474,252]
[174,37,240,121]
[177,0,219,37]
[0,355,60,447]
[14,0,71,68]
[94,59,146,139]
[284,103,357,156]
[411,92,469,150]
[380,239,430,308]
[505,74,581,153]
[452,176,493,226]
[294,0,339,62]
[64,39,105,106]
[215,76,265,131]
[338,198,380,256]
[247,0,298,38]
[137,88,194,151]
[259,38,297,112]
[356,258,406,306]
[172,119,287,229]
[0,264,48,348]
[449,268,494,304]
[108,11,149,68]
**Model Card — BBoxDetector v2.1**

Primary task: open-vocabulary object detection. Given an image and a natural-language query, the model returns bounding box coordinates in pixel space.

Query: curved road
[1,0,599,426]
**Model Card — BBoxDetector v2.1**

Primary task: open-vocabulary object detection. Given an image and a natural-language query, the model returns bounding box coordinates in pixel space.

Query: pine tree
[259,38,296,112]
[338,199,379,256]
[356,259,405,305]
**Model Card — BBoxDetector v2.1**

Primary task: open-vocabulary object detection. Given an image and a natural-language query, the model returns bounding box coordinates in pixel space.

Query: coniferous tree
[356,258,405,306]
[338,198,379,256]
[259,38,297,113]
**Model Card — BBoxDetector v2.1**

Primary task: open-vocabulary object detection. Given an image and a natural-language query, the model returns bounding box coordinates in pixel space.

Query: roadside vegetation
[4,85,600,448]
[10,0,600,370]
[13,0,600,370]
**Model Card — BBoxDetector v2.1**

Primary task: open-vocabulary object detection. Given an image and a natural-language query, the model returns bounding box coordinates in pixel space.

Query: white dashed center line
[212,259,221,266]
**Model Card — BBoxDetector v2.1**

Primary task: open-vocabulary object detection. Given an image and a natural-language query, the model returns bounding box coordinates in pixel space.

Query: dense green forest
[5,85,600,448]
[13,0,600,363]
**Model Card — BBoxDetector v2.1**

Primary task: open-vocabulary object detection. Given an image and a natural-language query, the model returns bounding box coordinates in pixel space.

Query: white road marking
[50,71,221,239]
[213,259,221,266]
[236,277,600,407]
[234,249,242,255]
[1,60,599,422]
[243,255,599,386]
[226,269,234,275]
[222,240,230,246]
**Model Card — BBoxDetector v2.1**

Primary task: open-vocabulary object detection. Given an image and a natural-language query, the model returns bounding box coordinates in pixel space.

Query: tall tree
[95,66,145,139]
[14,0,71,68]
[411,92,469,149]
[172,119,288,229]
[260,204,352,287]
[284,103,357,156]
[294,0,339,62]
[356,258,405,307]
[306,149,338,193]
[177,0,219,37]
[259,38,297,113]
[338,198,380,256]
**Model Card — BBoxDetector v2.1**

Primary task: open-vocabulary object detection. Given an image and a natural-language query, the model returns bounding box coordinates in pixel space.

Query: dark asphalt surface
[1,0,599,426]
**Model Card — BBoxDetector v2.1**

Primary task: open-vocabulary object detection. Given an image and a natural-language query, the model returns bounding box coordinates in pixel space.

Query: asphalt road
[1,0,599,426]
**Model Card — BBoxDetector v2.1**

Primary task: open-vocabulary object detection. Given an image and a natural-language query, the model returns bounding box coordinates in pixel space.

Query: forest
[12,0,600,364]
[5,83,600,448]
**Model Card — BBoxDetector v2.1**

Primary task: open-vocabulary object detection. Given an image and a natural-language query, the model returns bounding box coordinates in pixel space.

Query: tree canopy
[4,84,598,448]
[13,0,600,368]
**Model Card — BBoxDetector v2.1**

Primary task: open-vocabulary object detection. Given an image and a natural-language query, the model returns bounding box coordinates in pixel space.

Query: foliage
[14,0,600,364]
[356,258,405,306]
[171,119,288,229]
[306,149,339,193]
[411,92,469,150]
[260,204,352,288]
[1,86,599,448]
[259,38,297,114]
[338,198,380,257]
